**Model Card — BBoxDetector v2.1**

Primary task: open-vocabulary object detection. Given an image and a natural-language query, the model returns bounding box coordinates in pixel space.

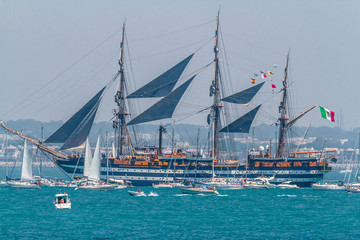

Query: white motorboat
[128,190,147,196]
[152,182,174,188]
[180,186,219,195]
[54,193,71,209]
[312,182,345,191]
[346,186,360,193]
[75,182,116,191]
[202,179,244,190]
[170,182,185,187]
[244,178,270,189]
[277,181,299,189]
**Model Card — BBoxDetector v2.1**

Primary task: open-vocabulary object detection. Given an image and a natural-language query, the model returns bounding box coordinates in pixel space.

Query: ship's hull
[56,157,330,188]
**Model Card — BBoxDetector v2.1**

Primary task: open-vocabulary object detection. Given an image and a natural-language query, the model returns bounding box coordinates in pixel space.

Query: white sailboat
[75,136,115,190]
[277,181,299,189]
[8,140,40,189]
[83,137,92,178]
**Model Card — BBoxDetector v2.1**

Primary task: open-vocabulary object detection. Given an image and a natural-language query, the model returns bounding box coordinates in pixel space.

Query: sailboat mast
[211,10,221,159]
[114,22,128,157]
[277,52,290,156]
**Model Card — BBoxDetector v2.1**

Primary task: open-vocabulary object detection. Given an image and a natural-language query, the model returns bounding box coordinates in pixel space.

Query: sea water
[1,168,360,239]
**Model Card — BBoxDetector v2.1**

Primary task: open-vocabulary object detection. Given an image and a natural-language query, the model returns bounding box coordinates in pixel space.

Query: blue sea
[1,168,360,239]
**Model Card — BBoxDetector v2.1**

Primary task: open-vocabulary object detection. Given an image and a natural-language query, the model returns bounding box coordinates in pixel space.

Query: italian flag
[319,106,335,122]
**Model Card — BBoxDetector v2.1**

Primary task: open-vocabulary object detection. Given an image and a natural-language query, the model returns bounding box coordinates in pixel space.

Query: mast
[40,126,43,178]
[211,10,221,159]
[277,51,290,156]
[158,126,166,156]
[114,22,128,157]
[106,131,109,183]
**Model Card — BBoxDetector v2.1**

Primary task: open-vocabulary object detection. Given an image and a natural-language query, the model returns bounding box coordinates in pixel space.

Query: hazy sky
[1,0,359,129]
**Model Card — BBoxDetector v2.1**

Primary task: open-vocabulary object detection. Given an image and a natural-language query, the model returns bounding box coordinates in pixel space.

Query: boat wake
[147,192,159,197]
[174,194,190,197]
[277,194,297,198]
[217,194,228,197]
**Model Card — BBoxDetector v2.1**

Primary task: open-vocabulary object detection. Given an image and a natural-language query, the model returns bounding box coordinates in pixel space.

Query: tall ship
[0,12,334,187]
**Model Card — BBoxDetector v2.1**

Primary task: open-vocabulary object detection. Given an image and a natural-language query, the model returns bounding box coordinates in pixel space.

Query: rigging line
[47,72,116,125]
[219,24,234,92]
[132,37,212,61]
[124,31,138,91]
[163,107,211,128]
[344,134,359,183]
[131,19,216,43]
[194,36,215,53]
[225,32,285,57]
[2,27,123,120]
[174,60,214,83]
[222,87,282,122]
[24,52,120,122]
[39,149,73,180]
[127,61,213,102]
[123,36,145,142]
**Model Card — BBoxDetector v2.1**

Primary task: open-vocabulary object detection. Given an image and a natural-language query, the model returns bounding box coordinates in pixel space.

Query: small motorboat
[152,182,173,188]
[277,181,299,189]
[128,190,147,196]
[54,193,71,209]
[75,182,116,191]
[170,182,185,187]
[346,186,360,193]
[109,179,128,188]
[201,179,244,190]
[244,178,269,189]
[179,186,219,195]
[312,181,345,191]
[128,188,156,196]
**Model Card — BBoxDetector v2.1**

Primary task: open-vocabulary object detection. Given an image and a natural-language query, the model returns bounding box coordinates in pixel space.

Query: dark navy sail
[45,87,106,149]
[127,54,194,99]
[127,76,195,125]
[220,105,261,133]
[221,82,265,105]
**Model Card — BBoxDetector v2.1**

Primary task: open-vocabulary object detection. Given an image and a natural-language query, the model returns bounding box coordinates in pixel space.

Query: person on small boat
[60,199,64,204]
[138,188,141,193]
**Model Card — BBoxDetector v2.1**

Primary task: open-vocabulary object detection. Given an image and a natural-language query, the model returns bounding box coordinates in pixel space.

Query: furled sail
[221,82,265,105]
[83,138,92,178]
[88,136,101,181]
[21,140,33,180]
[127,54,194,98]
[220,105,261,133]
[45,87,106,150]
[127,76,195,125]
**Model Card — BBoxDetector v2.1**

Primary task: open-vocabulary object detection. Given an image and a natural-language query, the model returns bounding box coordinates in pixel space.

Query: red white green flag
[319,106,335,122]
